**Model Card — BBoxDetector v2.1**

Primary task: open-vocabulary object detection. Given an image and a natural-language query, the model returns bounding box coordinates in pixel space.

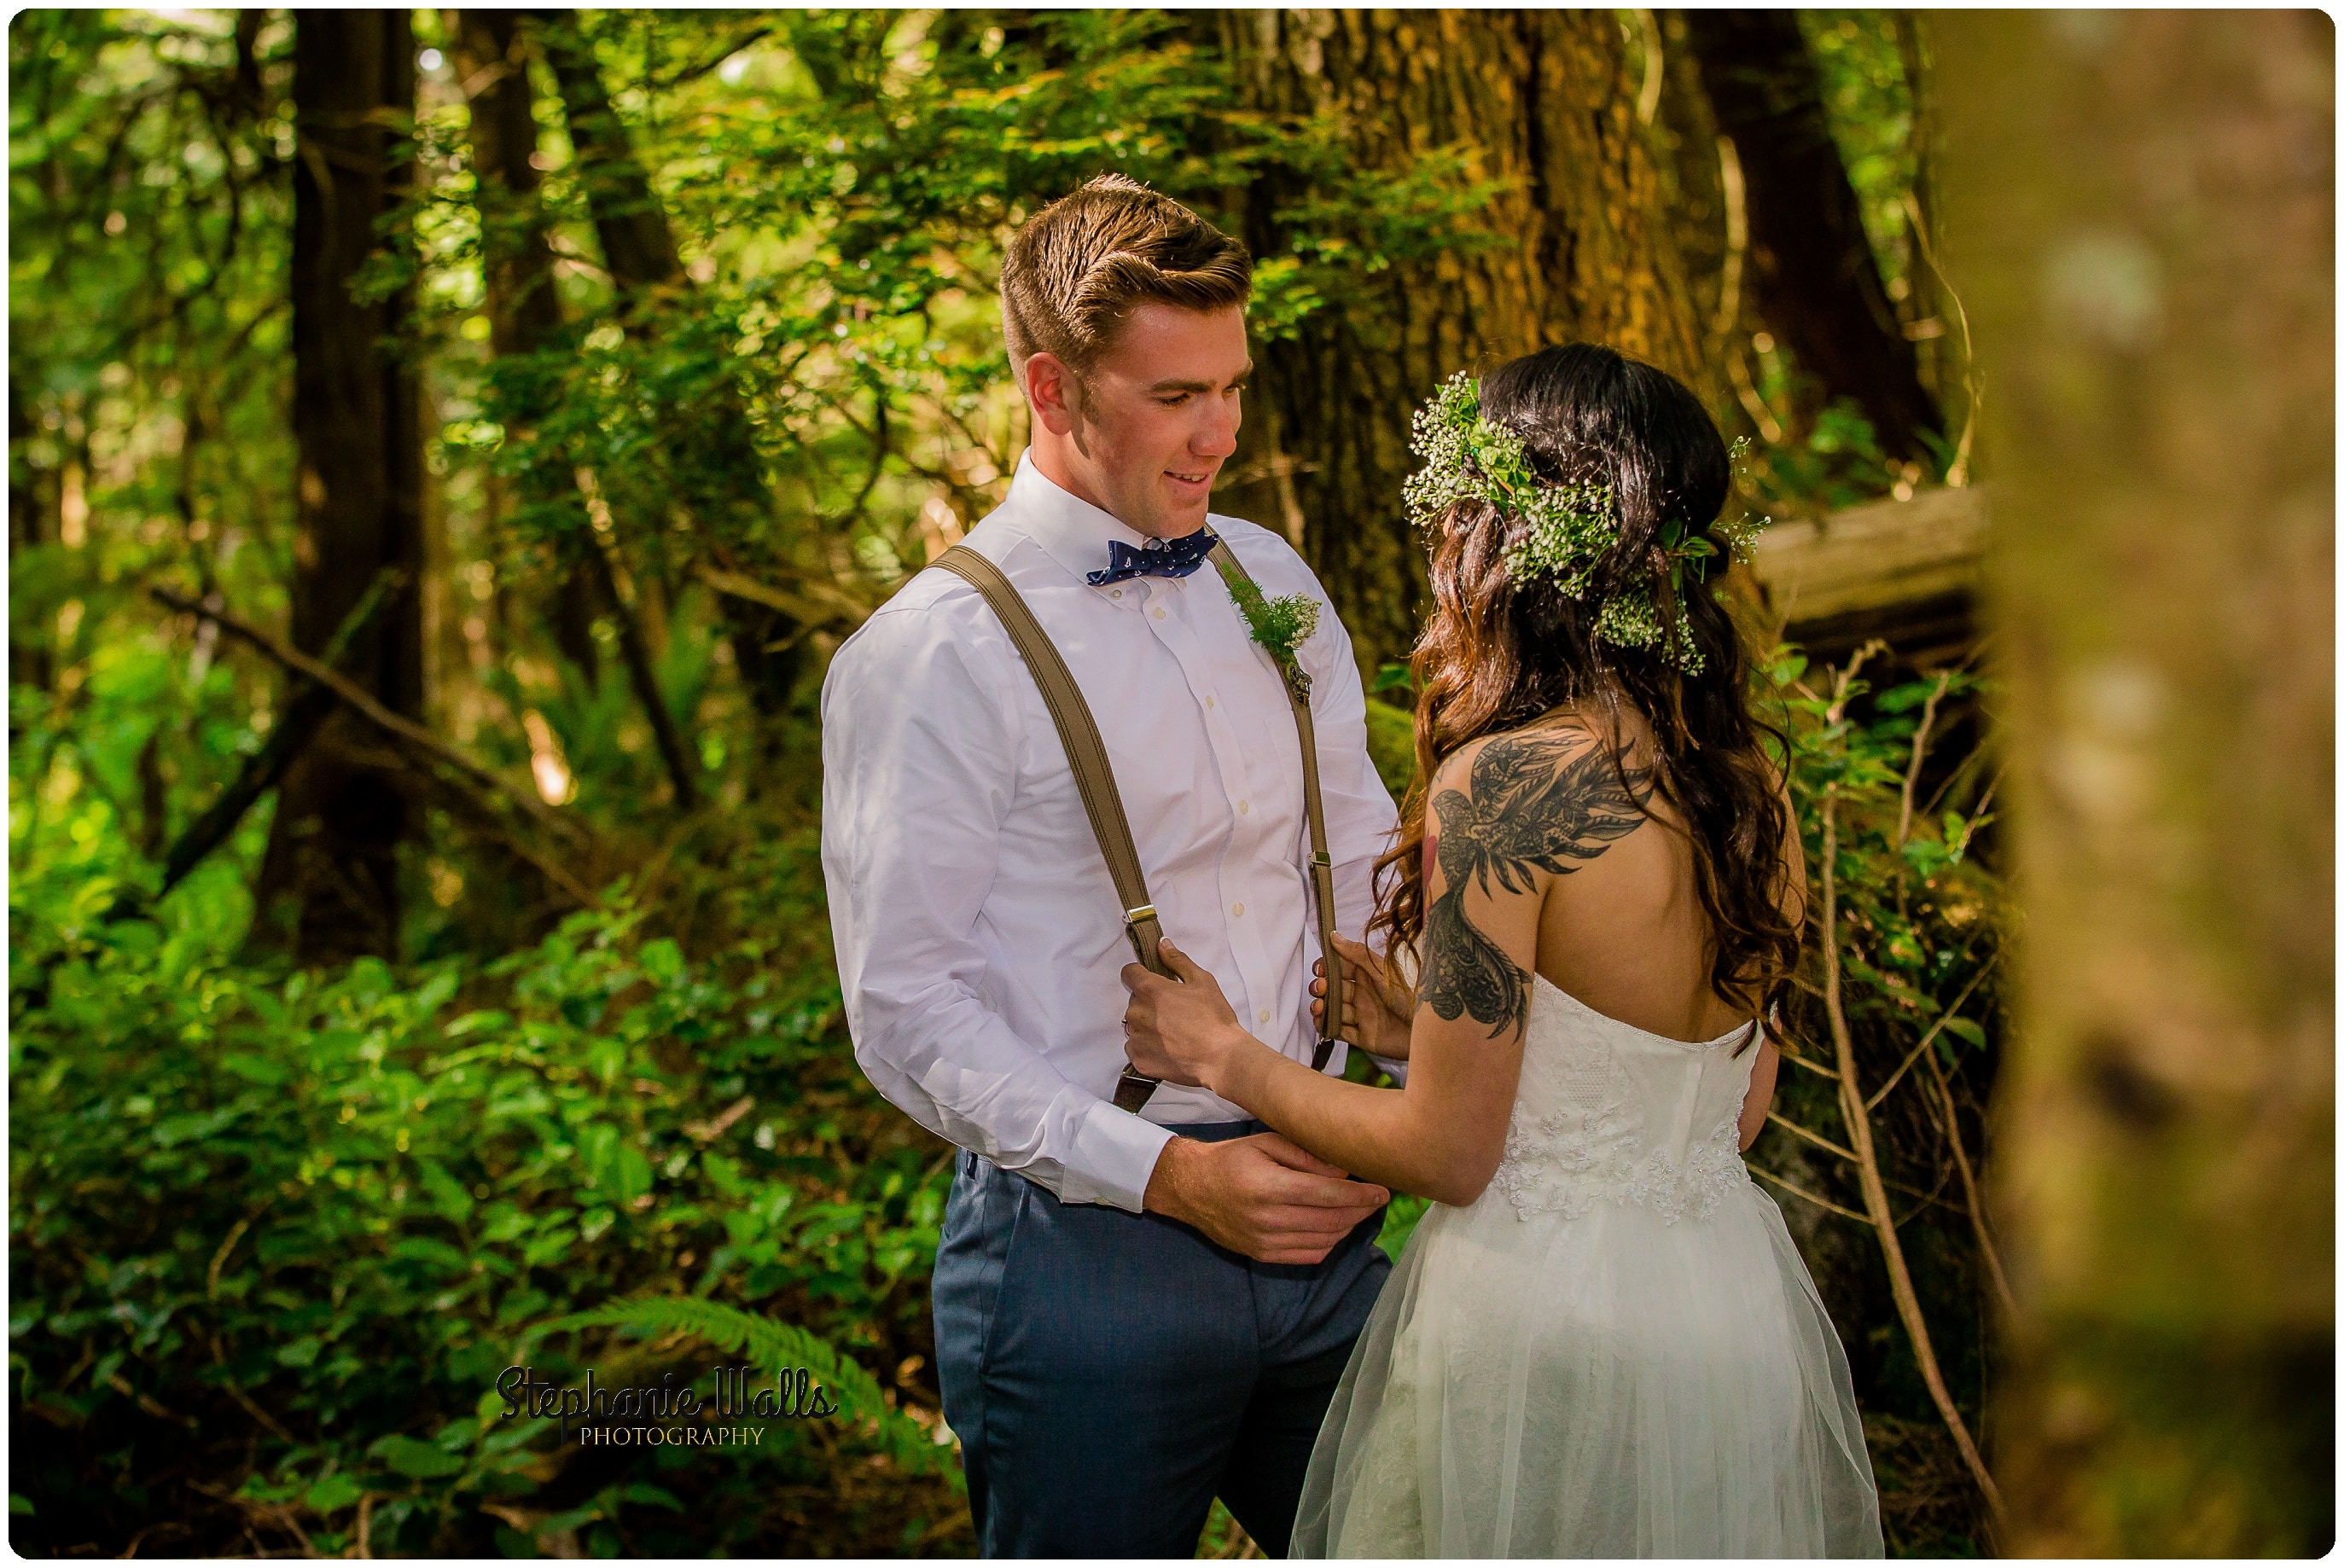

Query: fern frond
[538,1296,957,1479]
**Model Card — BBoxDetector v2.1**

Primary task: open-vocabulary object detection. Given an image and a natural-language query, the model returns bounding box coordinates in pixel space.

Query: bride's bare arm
[1123,723,1650,1205]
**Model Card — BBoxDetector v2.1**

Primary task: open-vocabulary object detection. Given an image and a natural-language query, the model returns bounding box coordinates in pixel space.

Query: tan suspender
[1205,543,1346,1083]
[931,541,1346,1116]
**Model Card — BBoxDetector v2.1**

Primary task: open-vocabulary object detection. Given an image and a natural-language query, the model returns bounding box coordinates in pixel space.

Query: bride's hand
[1120,940,1253,1094]
[1312,932,1417,1061]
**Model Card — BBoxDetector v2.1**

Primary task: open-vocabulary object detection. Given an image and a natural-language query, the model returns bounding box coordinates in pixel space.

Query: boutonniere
[1212,554,1322,700]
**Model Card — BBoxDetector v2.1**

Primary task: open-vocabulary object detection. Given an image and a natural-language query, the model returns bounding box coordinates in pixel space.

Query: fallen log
[1748,485,1988,663]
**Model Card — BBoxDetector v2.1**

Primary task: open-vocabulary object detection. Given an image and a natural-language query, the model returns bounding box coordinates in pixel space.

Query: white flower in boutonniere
[1211,555,1321,700]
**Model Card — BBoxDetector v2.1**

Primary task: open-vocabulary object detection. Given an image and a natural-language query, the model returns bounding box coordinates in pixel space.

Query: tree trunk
[531,9,804,733]
[1684,10,1941,461]
[255,9,424,962]
[1214,9,1710,679]
[1939,12,2332,1553]
[451,8,598,687]
[455,9,699,810]
[10,380,55,696]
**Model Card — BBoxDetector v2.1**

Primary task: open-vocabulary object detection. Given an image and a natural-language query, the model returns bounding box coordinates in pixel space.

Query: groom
[820,174,1403,1557]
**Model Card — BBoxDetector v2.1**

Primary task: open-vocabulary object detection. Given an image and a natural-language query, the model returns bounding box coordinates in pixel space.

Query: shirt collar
[1004,450,1210,588]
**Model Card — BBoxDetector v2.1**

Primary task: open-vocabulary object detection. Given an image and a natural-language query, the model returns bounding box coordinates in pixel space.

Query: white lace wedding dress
[1292,973,1884,1558]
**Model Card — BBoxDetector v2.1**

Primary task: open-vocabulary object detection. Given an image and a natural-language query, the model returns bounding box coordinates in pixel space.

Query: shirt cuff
[1056,1098,1178,1213]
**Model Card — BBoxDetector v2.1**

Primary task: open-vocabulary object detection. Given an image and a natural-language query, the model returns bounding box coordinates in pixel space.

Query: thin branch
[573,470,700,810]
[1766,1112,1857,1164]
[149,586,592,860]
[141,570,407,906]
[1775,1048,1841,1080]
[218,1378,300,1446]
[1926,1048,2022,1323]
[1889,1159,1958,1228]
[1897,671,1953,846]
[1633,9,1665,125]
[207,1208,267,1301]
[1822,789,2008,1524]
[695,561,871,625]
[1826,640,1889,723]
[1902,189,1981,488]
[1748,1162,1870,1223]
[1947,764,2005,859]
[1760,1115,1968,1218]
[1918,735,1993,823]
[1864,951,2002,1112]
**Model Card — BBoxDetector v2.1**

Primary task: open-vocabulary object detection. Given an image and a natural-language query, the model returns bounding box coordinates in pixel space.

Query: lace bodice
[1482,973,1759,1223]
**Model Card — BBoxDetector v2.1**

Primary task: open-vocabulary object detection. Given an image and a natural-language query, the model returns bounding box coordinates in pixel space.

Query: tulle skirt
[1291,1178,1883,1558]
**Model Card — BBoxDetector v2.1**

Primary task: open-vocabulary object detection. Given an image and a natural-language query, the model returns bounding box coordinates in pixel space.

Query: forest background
[9,8,2329,1559]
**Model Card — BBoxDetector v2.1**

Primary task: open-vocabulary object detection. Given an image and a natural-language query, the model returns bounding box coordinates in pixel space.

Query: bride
[1121,343,1883,1557]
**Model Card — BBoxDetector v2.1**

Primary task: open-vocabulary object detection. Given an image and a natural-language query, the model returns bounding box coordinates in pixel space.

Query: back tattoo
[1420,729,1654,1040]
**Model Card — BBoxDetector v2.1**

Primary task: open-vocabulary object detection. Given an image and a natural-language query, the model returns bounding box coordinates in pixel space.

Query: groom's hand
[1142,1133,1388,1264]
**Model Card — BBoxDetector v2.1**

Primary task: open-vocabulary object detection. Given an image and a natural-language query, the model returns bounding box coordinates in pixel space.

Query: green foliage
[1756,642,2004,1553]
[407,8,1504,681]
[10,886,963,1554]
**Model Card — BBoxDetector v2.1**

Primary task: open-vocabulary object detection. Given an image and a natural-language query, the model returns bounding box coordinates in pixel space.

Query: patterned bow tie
[1086,529,1218,587]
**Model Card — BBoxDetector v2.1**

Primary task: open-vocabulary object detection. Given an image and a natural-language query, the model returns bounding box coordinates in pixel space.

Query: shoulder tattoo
[1418,730,1654,1040]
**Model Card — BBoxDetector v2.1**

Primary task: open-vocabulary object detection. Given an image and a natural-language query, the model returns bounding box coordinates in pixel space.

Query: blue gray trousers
[932,1119,1393,1558]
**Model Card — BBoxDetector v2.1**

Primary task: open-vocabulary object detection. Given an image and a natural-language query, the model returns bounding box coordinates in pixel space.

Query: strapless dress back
[1291,973,1885,1558]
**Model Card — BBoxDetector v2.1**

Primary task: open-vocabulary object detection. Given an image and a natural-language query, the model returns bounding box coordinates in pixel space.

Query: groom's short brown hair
[1001,174,1252,383]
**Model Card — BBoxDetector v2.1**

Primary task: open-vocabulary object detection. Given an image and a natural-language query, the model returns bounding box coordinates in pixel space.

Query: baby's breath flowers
[1402,371,1767,675]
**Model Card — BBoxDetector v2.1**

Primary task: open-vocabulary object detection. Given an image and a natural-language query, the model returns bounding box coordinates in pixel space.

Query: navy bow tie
[1086,530,1218,587]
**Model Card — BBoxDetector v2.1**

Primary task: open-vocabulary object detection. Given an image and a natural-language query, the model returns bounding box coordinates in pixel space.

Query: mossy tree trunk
[1213,9,1710,679]
[254,9,424,961]
[1940,11,2333,1553]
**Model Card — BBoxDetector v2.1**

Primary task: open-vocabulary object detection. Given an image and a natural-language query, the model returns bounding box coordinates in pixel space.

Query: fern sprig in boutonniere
[1211,553,1322,700]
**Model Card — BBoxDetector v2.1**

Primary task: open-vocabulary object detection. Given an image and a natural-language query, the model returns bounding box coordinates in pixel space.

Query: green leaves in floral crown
[1401,371,1768,676]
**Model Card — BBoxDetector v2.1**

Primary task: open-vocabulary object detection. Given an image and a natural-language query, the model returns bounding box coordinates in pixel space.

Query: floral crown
[1401,371,1765,675]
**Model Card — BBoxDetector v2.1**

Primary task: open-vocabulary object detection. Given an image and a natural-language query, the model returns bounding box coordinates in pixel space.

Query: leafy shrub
[10,893,965,1556]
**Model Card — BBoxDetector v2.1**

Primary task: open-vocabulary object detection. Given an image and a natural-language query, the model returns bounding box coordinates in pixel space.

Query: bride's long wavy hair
[1367,343,1802,1019]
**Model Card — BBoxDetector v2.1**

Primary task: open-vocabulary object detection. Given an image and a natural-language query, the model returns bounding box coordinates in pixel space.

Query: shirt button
[1237,799,1249,815]
[1111,589,1123,600]
[1232,903,1244,917]
[1152,607,1166,620]
[1259,1008,1272,1024]
[1204,694,1216,708]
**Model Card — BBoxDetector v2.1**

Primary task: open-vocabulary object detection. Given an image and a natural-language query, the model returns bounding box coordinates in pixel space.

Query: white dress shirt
[820,454,1400,1213]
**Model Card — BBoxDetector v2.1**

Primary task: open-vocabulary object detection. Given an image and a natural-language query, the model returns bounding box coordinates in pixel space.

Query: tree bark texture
[1215,9,1710,679]
[258,9,424,962]
[1684,10,1940,460]
[1939,11,2332,1553]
